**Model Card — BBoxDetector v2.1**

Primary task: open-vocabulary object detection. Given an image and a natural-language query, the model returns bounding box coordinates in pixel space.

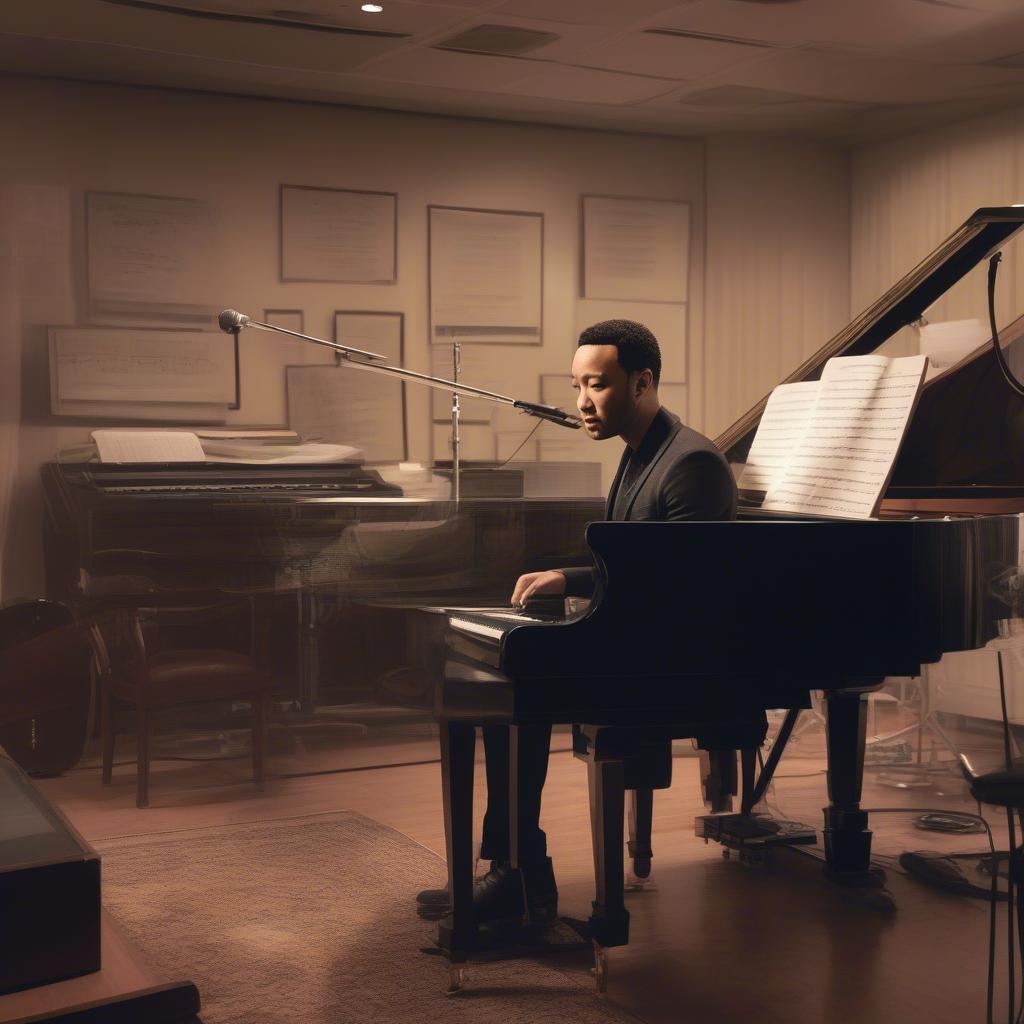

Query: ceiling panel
[497,63,680,104]
[356,44,536,89]
[574,28,773,81]
[432,16,620,64]
[722,47,1024,105]
[1,0,406,72]
[277,67,712,131]
[387,0,507,8]
[669,84,861,113]
[493,0,686,29]
[0,32,307,90]
[3,0,1024,147]
[898,9,1024,64]
[650,0,990,52]
[128,0,475,36]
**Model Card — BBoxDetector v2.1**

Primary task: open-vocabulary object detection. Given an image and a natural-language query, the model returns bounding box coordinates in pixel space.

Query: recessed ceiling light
[361,3,383,11]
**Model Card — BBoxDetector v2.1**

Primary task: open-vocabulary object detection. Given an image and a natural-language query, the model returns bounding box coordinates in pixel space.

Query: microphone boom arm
[239,318,391,364]
[219,309,582,429]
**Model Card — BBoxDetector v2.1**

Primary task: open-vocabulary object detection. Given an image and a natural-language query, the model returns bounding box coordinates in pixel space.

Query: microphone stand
[452,342,462,504]
[218,311,581,504]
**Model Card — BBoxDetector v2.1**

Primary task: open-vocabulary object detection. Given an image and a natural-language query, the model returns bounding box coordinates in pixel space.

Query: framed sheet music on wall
[429,206,543,346]
[280,185,397,284]
[286,311,407,463]
[582,195,690,304]
[86,191,223,324]
[48,326,239,421]
[264,309,304,334]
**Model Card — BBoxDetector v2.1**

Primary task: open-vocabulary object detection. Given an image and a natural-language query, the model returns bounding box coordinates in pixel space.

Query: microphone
[218,309,250,332]
[513,400,582,429]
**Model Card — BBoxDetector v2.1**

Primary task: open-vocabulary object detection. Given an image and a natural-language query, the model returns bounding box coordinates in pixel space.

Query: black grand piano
[376,207,1024,987]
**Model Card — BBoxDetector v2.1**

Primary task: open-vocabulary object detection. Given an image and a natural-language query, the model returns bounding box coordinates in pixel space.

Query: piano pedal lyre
[591,941,608,994]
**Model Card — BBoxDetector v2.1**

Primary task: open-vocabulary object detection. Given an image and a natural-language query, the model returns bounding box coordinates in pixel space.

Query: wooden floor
[27,709,1015,1024]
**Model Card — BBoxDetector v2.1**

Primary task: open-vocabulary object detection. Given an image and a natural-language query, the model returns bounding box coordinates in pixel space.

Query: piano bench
[572,724,672,788]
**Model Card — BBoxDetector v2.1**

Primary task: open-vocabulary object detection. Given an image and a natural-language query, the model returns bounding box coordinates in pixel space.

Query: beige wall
[851,106,1024,350]
[702,135,852,440]
[0,79,864,599]
[0,76,706,598]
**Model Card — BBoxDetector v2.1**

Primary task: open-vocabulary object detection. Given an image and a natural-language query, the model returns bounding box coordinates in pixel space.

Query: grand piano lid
[717,206,1024,468]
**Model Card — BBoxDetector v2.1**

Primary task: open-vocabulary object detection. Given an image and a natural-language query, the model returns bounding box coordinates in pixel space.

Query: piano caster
[591,941,608,994]
[445,965,466,995]
[631,855,652,879]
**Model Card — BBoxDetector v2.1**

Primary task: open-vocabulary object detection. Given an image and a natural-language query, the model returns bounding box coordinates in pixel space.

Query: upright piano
[40,460,603,707]
[375,207,1024,986]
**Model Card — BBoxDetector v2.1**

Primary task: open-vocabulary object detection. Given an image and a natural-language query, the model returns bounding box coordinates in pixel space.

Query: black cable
[1000,652,1014,774]
[494,418,544,469]
[1017,809,1024,1024]
[988,252,1024,401]
[996,649,1023,1024]
[988,799,999,1024]
[1008,806,1017,1024]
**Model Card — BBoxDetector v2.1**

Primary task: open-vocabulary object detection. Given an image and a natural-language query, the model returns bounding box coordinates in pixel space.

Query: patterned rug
[97,811,640,1024]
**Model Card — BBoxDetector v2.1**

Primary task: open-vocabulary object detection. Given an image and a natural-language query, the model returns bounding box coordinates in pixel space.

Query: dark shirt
[611,409,673,520]
[561,406,736,598]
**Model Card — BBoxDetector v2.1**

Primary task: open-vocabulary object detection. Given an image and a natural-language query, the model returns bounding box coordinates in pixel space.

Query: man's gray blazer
[561,406,736,597]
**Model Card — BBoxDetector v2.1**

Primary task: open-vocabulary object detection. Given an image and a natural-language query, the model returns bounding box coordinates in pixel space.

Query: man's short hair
[577,319,661,386]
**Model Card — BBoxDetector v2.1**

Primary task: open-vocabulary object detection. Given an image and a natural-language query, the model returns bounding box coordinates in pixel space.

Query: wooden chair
[89,598,273,808]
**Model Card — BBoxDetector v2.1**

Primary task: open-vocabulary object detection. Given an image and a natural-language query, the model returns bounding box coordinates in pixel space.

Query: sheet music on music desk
[737,380,819,493]
[761,354,928,519]
[91,430,206,464]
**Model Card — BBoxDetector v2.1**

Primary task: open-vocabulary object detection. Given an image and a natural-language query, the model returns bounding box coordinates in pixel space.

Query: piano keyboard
[102,481,378,494]
[446,608,553,643]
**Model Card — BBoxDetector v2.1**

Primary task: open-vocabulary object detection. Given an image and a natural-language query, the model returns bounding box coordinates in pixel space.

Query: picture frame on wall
[581,195,690,304]
[48,325,239,420]
[86,191,222,324]
[264,309,304,335]
[429,205,543,346]
[286,310,407,463]
[280,185,397,284]
[429,344,539,424]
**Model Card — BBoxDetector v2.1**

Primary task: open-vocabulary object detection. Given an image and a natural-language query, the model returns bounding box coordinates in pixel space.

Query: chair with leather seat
[89,598,273,808]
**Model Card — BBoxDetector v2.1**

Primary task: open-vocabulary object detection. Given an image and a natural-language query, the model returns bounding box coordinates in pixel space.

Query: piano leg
[740,748,757,816]
[822,690,879,880]
[438,721,476,962]
[505,724,528,922]
[587,759,630,948]
[700,748,737,812]
[627,789,654,880]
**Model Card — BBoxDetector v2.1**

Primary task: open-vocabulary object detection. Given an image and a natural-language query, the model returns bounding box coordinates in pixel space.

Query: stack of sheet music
[737,354,928,519]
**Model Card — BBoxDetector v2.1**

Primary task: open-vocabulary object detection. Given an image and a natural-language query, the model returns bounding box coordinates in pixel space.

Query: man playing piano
[419,319,738,923]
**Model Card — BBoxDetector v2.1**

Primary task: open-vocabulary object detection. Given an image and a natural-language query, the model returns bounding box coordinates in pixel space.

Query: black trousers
[479,723,552,865]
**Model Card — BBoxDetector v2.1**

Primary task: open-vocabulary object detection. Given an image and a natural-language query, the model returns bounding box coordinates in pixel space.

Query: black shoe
[416,860,498,908]
[416,884,451,908]
[416,858,558,923]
